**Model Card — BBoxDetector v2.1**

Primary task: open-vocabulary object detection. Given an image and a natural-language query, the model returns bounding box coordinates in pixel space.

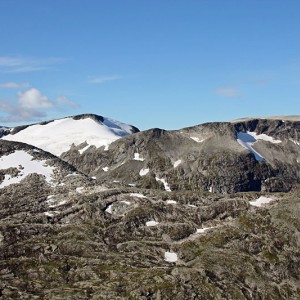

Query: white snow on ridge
[173,160,182,168]
[105,204,113,214]
[164,251,178,263]
[190,137,205,143]
[156,177,171,192]
[102,167,109,172]
[291,140,300,146]
[102,117,135,136]
[166,200,177,204]
[76,187,85,193]
[130,193,147,198]
[246,131,282,144]
[49,200,66,208]
[0,150,54,188]
[237,131,282,161]
[146,220,159,227]
[196,227,215,234]
[139,168,149,176]
[2,117,134,157]
[133,153,144,161]
[249,196,275,207]
[79,145,90,154]
[237,132,265,161]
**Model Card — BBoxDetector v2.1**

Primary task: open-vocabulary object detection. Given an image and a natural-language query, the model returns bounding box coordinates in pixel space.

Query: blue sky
[0,0,299,130]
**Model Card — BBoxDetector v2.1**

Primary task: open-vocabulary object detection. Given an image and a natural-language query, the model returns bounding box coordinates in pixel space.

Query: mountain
[0,115,300,299]
[61,117,300,194]
[1,114,139,157]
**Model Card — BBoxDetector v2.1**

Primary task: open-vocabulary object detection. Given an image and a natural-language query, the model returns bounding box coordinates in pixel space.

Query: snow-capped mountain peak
[1,114,139,157]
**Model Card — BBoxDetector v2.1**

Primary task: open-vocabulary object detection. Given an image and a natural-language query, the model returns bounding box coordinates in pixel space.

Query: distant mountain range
[1,114,300,193]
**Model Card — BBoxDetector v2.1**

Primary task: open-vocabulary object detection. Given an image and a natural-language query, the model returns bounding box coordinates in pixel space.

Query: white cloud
[0,100,46,123]
[18,88,54,109]
[56,95,79,108]
[0,82,29,88]
[215,87,241,98]
[0,88,78,123]
[88,76,121,84]
[0,56,66,73]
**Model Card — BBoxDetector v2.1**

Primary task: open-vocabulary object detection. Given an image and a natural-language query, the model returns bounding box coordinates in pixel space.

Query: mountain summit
[1,114,139,156]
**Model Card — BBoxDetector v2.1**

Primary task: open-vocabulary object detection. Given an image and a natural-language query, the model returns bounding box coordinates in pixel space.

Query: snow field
[0,150,54,188]
[3,117,134,157]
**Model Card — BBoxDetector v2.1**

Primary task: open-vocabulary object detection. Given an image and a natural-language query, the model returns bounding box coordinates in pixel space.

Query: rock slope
[0,115,300,299]
[62,118,300,194]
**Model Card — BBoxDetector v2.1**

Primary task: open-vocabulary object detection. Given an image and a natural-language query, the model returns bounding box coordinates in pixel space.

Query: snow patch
[173,160,182,168]
[247,132,282,144]
[133,153,144,161]
[249,196,275,207]
[49,200,66,208]
[102,167,109,172]
[66,173,79,177]
[155,177,171,192]
[237,132,265,161]
[0,150,54,188]
[76,187,85,193]
[44,211,59,218]
[291,140,300,146]
[44,212,54,217]
[121,201,131,205]
[130,193,146,198]
[146,220,159,227]
[188,204,197,208]
[139,168,149,176]
[196,227,215,234]
[164,252,178,263]
[105,204,113,214]
[237,131,282,162]
[190,137,205,143]
[79,145,90,154]
[166,200,177,204]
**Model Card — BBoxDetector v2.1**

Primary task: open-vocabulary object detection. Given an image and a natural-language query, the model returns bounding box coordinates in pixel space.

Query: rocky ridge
[0,115,299,299]
[62,118,300,194]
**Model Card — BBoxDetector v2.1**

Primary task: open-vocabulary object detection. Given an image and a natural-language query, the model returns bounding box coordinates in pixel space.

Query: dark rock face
[62,118,300,194]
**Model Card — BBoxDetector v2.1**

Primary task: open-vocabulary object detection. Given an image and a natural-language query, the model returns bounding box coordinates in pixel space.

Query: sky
[0,0,299,130]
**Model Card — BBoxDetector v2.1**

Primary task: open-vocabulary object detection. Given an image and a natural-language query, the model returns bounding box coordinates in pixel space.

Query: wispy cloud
[0,56,66,73]
[215,87,241,98]
[0,100,46,123]
[55,95,79,109]
[253,79,272,88]
[0,88,78,123]
[88,75,121,84]
[0,82,30,88]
